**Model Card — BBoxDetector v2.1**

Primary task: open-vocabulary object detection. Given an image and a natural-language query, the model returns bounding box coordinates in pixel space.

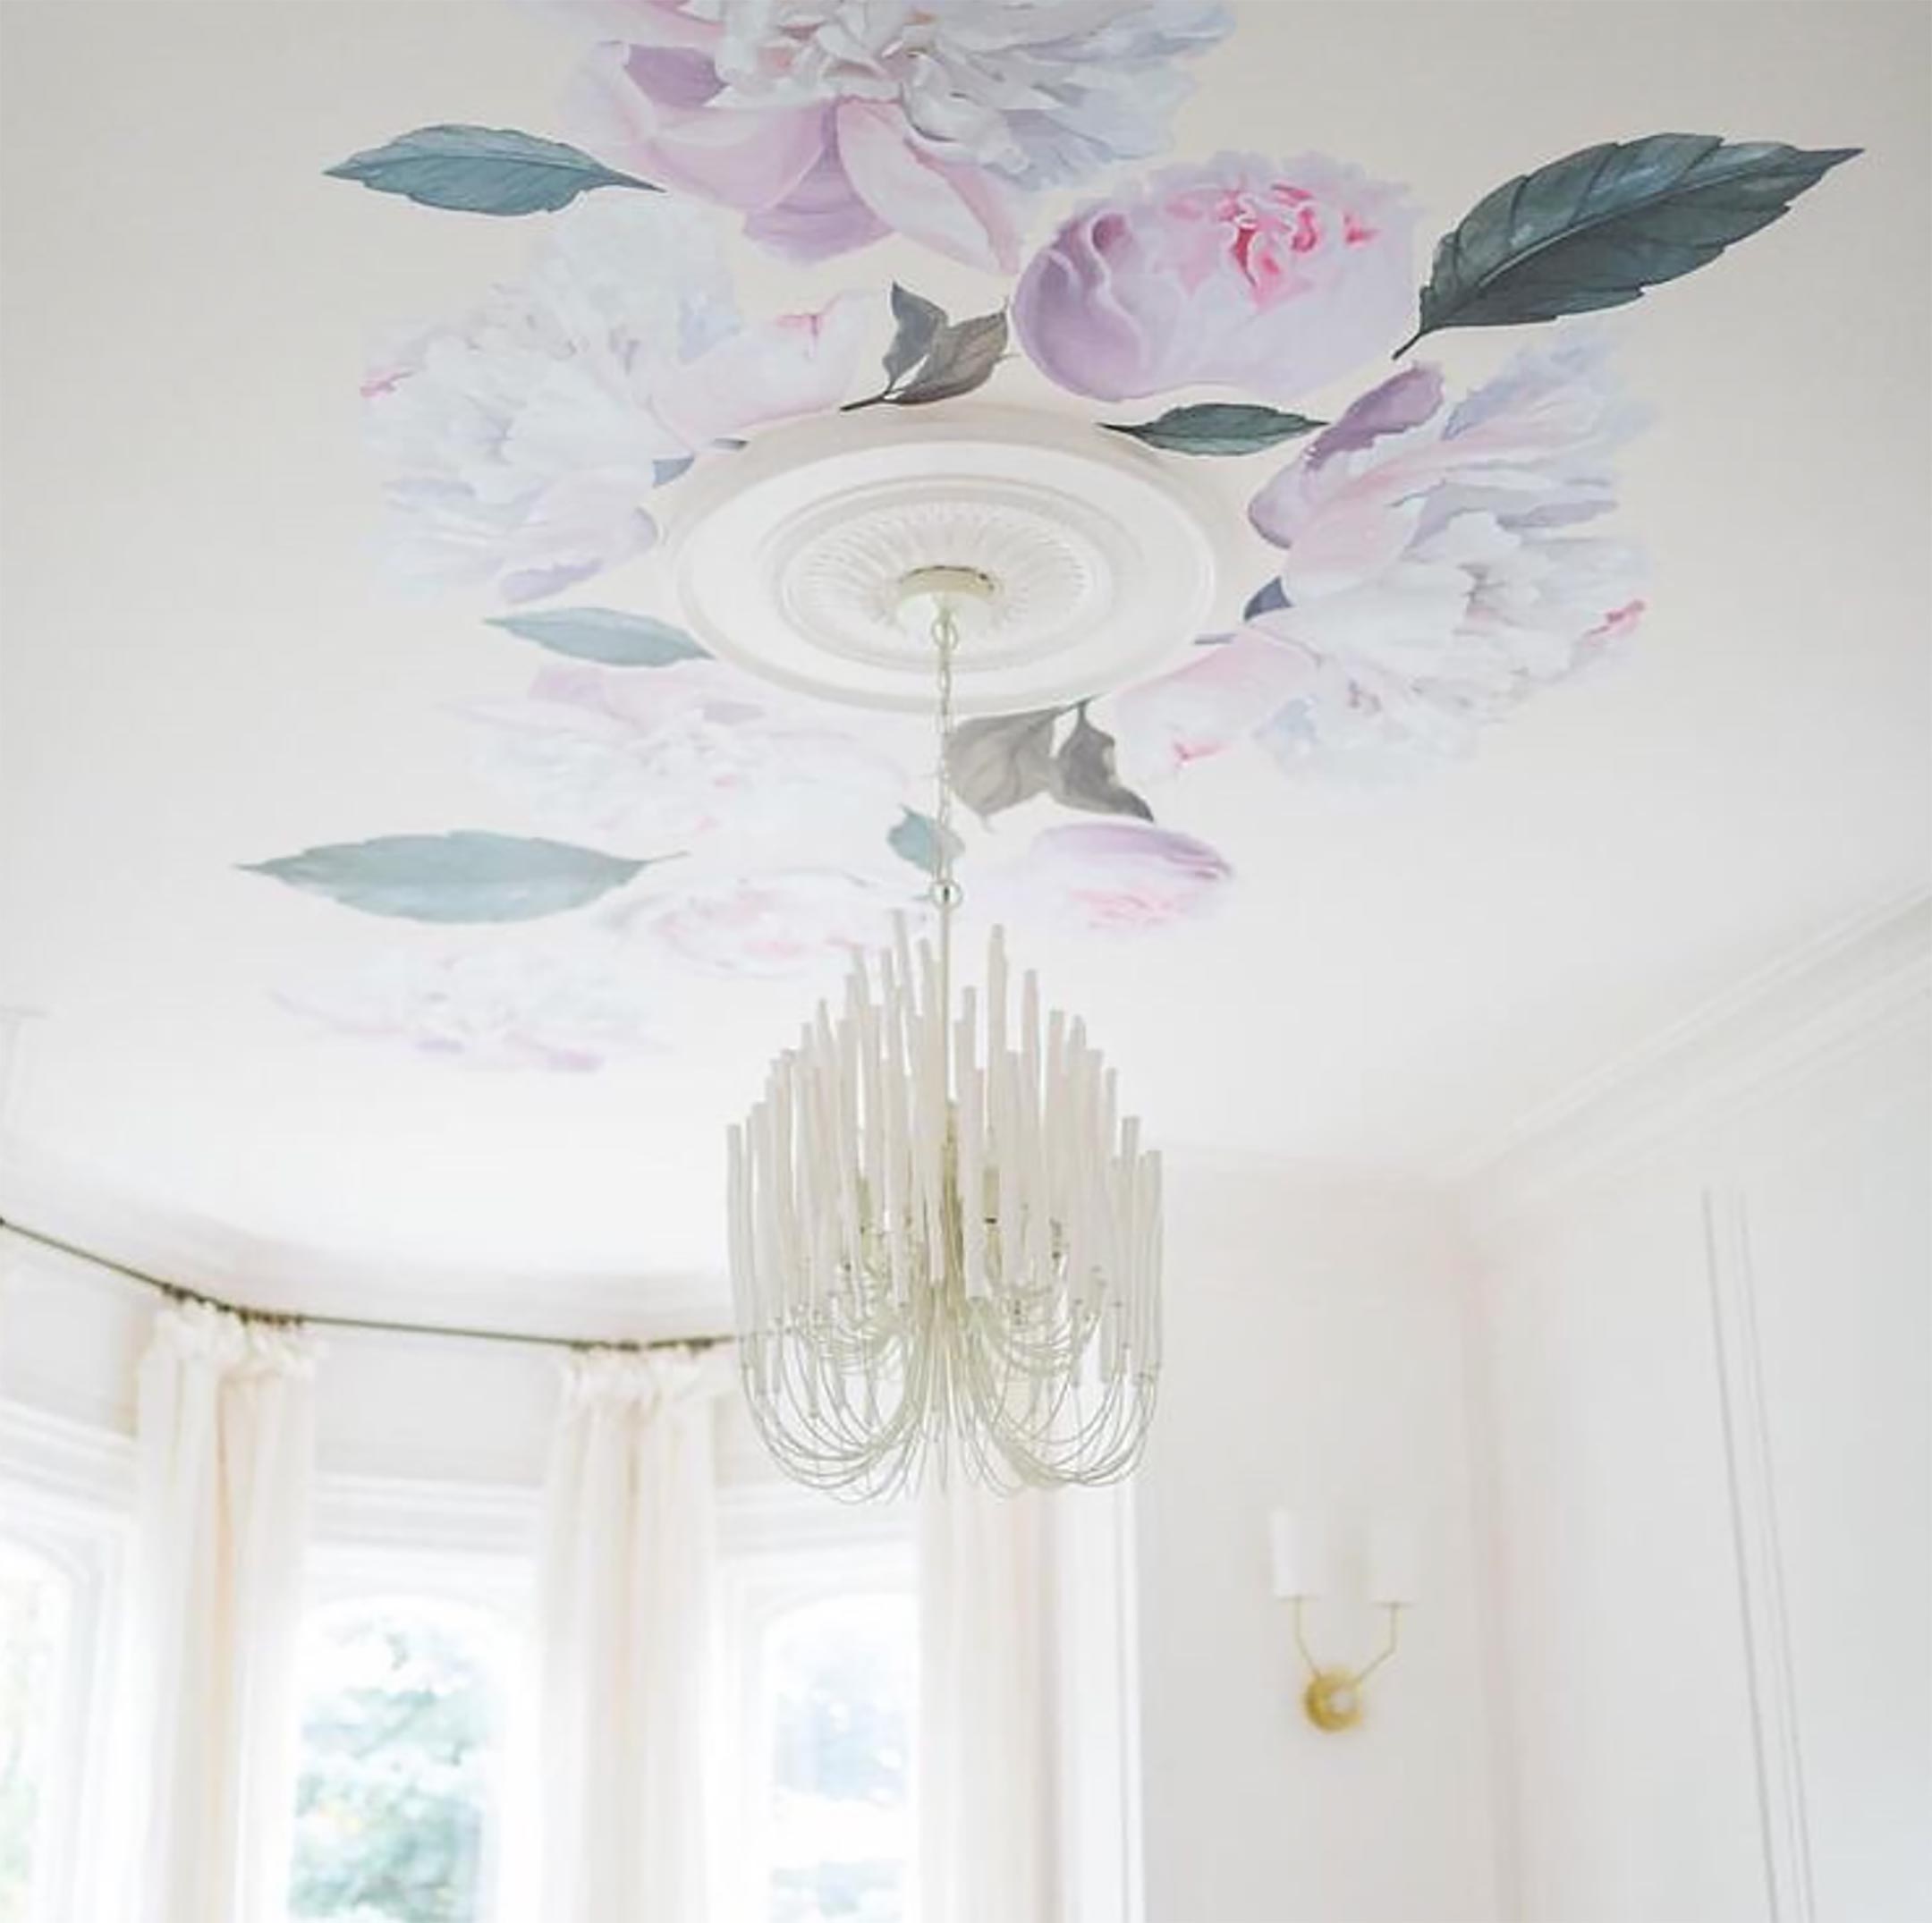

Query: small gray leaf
[325,124,657,215]
[1242,579,1290,622]
[884,284,947,386]
[242,832,657,922]
[486,607,708,667]
[887,808,965,879]
[945,707,1062,818]
[892,309,1008,406]
[1103,403,1325,456]
[1403,133,1858,349]
[1049,709,1154,822]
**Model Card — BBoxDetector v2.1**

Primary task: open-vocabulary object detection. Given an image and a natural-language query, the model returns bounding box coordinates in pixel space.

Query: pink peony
[281,941,665,1071]
[1013,152,1414,402]
[538,0,1230,270]
[986,823,1231,935]
[638,869,905,976]
[1111,340,1647,778]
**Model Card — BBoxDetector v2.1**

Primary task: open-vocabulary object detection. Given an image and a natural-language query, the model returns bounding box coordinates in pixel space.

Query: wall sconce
[1268,1512,1417,1732]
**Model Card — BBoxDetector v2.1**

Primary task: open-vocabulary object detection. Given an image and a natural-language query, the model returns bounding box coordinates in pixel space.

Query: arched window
[0,1536,73,1923]
[748,1587,918,1923]
[288,1596,513,1923]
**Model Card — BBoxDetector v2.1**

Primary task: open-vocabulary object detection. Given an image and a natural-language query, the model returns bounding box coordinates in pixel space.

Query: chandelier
[725,567,1163,1499]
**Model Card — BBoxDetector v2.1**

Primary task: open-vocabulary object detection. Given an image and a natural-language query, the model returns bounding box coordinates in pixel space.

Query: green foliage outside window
[0,1546,66,1923]
[289,1605,503,1923]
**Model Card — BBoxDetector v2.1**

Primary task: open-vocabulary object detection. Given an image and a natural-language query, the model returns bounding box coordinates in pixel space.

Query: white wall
[1136,1165,1501,1923]
[1467,904,1932,1923]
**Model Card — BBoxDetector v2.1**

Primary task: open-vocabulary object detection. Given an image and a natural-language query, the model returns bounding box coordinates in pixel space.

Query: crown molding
[0,1396,134,1514]
[1452,891,1932,1232]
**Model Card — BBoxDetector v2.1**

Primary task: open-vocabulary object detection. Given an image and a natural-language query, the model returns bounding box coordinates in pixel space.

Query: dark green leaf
[891,309,1008,406]
[325,124,657,216]
[883,284,948,386]
[1103,403,1325,456]
[1049,709,1154,822]
[242,832,657,922]
[1403,133,1859,350]
[887,808,965,879]
[485,607,708,667]
[945,707,1062,819]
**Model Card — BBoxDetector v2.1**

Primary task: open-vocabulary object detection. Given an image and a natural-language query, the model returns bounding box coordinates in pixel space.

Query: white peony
[364,196,873,602]
[1114,337,1648,780]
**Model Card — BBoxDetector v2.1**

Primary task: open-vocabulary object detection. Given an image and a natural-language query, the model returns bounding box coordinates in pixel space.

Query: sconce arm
[1352,1603,1403,1686]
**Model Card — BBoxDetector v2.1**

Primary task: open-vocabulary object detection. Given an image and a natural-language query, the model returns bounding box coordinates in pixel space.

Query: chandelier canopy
[726,569,1163,1498]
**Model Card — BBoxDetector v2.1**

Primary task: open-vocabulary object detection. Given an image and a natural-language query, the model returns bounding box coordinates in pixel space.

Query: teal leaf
[883,284,947,386]
[887,809,965,880]
[324,125,658,215]
[1049,708,1154,822]
[486,607,708,666]
[891,309,1008,406]
[1402,133,1860,351]
[945,707,1063,819]
[1103,403,1325,456]
[242,832,658,922]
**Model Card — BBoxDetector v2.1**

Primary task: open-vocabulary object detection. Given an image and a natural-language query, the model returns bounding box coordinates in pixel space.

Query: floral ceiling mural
[248,0,1858,1070]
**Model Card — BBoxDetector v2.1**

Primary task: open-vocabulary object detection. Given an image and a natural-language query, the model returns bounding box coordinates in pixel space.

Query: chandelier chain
[930,600,960,915]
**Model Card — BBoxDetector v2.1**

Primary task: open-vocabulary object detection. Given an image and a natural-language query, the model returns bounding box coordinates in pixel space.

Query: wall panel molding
[1704,1189,1815,1923]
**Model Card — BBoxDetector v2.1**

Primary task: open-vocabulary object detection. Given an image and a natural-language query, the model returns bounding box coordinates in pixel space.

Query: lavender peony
[538,0,1230,269]
[1112,339,1648,778]
[1013,152,1414,402]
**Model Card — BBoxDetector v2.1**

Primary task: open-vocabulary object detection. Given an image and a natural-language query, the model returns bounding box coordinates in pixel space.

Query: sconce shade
[1268,1510,1328,1599]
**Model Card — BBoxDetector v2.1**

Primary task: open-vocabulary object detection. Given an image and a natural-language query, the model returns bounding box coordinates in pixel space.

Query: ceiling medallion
[727,568,1161,1498]
[669,406,1227,713]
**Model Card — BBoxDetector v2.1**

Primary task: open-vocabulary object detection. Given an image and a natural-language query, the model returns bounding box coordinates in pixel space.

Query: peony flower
[632,868,907,976]
[365,197,873,603]
[1013,152,1413,402]
[467,659,917,850]
[538,0,1231,269]
[1111,340,1647,778]
[281,942,665,1071]
[985,822,1231,935]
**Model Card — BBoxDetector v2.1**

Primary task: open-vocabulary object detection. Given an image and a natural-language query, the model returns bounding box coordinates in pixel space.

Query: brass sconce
[1291,1595,1403,1731]
[1269,1511,1417,1733]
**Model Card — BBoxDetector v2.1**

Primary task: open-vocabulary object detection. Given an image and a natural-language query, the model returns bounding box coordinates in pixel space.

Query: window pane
[0,1540,71,1923]
[289,1601,505,1923]
[765,1593,916,1923]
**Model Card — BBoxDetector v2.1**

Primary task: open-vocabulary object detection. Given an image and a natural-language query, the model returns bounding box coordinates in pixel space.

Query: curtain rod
[0,1215,730,1356]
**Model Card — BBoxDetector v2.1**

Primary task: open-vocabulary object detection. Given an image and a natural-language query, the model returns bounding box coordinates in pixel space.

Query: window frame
[0,1400,131,1923]
[716,1486,919,1923]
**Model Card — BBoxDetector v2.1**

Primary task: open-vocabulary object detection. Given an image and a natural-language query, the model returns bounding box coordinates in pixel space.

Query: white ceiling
[2,1,1927,1332]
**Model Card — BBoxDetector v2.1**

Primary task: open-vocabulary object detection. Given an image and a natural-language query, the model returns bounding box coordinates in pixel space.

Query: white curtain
[123,1300,318,1923]
[536,1345,725,1923]
[918,1482,1057,1923]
